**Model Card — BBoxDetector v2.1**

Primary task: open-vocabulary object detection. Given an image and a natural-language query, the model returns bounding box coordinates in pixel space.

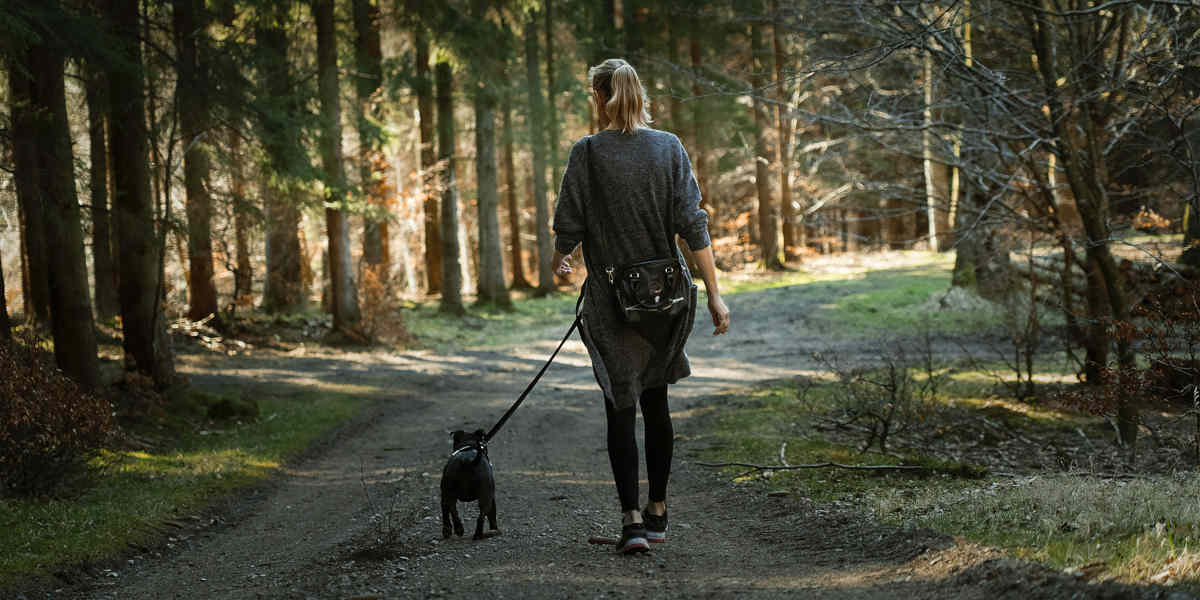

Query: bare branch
[696,460,929,473]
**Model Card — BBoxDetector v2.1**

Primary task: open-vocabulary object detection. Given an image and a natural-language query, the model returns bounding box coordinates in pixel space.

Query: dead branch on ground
[696,460,929,476]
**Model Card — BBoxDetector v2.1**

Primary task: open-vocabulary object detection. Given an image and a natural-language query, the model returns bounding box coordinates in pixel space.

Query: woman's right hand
[707,293,730,335]
[552,251,573,277]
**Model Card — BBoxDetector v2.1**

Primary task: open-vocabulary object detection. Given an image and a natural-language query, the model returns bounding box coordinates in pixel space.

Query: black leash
[483,295,584,443]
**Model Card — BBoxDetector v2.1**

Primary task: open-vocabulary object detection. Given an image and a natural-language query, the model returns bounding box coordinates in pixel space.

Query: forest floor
[37,251,1195,599]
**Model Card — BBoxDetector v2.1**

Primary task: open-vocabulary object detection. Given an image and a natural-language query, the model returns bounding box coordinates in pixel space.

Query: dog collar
[450,442,487,457]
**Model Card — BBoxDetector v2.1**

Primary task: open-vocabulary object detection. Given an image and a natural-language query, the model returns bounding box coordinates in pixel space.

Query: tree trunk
[922,49,939,252]
[1186,201,1200,249]
[257,5,304,312]
[772,0,796,258]
[414,28,441,293]
[474,92,510,306]
[689,26,713,227]
[436,60,465,314]
[23,37,100,390]
[314,0,362,333]
[19,201,29,319]
[108,0,175,387]
[545,0,562,201]
[951,191,979,288]
[1082,255,1109,385]
[750,24,783,269]
[7,60,52,325]
[354,0,387,272]
[0,249,9,343]
[174,0,219,323]
[230,129,253,312]
[85,62,119,321]
[503,100,531,289]
[525,17,554,294]
[667,14,680,132]
[1029,1,1136,444]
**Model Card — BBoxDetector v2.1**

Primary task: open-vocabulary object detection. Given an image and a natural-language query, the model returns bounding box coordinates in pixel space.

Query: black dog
[440,429,498,540]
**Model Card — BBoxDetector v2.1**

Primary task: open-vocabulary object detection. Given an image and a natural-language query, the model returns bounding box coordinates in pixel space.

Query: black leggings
[605,385,673,513]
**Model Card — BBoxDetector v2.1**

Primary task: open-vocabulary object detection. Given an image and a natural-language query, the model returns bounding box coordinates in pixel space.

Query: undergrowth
[694,374,1200,592]
[0,389,363,589]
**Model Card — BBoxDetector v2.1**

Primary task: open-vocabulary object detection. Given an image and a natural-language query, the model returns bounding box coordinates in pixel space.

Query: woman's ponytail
[588,59,652,133]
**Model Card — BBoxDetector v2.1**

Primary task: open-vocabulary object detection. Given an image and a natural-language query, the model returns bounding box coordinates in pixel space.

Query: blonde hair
[588,58,652,134]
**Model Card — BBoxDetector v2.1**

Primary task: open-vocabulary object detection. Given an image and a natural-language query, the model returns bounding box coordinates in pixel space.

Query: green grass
[725,252,1006,336]
[400,292,579,351]
[399,251,1011,350]
[695,371,1200,591]
[691,379,981,504]
[0,391,364,588]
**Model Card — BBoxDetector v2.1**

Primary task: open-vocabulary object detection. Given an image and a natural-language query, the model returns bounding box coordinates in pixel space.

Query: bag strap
[484,294,584,443]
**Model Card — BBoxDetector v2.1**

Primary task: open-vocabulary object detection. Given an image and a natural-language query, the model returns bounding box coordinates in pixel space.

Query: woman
[551,58,731,554]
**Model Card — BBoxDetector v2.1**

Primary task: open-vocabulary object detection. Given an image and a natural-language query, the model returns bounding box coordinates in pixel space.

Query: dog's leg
[441,495,453,539]
[451,501,464,537]
[472,501,487,540]
[487,497,498,531]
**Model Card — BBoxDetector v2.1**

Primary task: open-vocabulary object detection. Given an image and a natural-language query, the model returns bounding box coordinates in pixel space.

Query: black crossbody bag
[585,137,691,323]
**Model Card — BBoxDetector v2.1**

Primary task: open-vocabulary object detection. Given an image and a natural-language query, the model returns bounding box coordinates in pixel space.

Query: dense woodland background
[3,0,1200,486]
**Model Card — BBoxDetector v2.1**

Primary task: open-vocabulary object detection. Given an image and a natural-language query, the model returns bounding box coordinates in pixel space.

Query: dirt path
[61,260,1181,599]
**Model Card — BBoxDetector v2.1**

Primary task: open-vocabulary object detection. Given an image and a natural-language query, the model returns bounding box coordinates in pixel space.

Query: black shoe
[643,508,668,543]
[615,523,650,554]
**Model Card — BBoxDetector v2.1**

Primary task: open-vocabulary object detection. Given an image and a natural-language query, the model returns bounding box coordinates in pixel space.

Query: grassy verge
[400,292,579,352]
[0,390,364,589]
[692,375,1200,591]
[400,250,1001,351]
[724,251,1007,336]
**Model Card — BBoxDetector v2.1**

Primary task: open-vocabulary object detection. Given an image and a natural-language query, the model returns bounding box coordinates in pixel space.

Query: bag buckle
[606,266,615,284]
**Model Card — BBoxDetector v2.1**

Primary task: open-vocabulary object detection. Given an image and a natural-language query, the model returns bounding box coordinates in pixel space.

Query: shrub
[0,334,117,496]
[359,265,410,344]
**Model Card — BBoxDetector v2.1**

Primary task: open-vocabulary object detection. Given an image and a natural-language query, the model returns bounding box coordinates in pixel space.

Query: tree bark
[230,129,252,312]
[436,60,465,314]
[174,0,219,323]
[771,0,796,258]
[19,201,29,319]
[750,24,783,269]
[314,0,362,333]
[689,19,713,226]
[85,62,120,321]
[414,28,441,293]
[1029,1,1136,444]
[257,4,304,312]
[525,17,554,294]
[7,60,52,325]
[922,49,938,252]
[24,37,101,390]
[502,99,532,289]
[0,249,9,343]
[354,0,387,271]
[108,0,175,386]
[474,91,510,306]
[1082,255,1109,385]
[469,0,511,306]
[545,0,562,202]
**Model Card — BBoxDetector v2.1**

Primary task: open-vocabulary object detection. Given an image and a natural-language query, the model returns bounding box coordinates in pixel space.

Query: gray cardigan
[552,128,711,410]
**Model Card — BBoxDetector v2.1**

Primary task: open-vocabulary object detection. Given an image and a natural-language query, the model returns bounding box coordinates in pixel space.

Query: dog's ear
[451,430,465,446]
